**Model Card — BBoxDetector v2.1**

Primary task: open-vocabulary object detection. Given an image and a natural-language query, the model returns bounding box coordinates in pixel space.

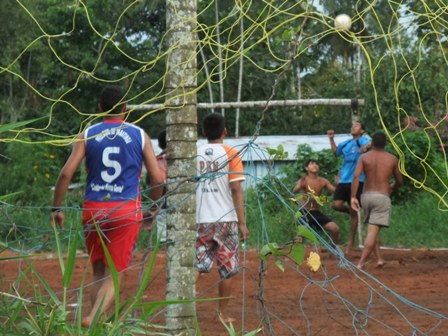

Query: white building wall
[152,134,356,187]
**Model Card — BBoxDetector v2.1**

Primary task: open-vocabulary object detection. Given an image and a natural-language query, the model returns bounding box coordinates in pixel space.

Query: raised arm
[327,130,337,156]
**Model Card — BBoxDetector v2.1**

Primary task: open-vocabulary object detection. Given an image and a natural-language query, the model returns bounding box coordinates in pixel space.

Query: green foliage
[259,243,287,261]
[266,144,288,161]
[0,139,67,206]
[0,137,84,248]
[265,145,289,173]
[296,226,318,244]
[382,192,448,248]
[259,225,318,273]
[387,130,447,204]
[219,312,263,336]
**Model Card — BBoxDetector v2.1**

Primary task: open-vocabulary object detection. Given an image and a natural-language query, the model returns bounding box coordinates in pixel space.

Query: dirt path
[1,248,447,335]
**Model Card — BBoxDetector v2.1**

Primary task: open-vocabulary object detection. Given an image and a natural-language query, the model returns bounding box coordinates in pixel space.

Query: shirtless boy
[351,132,403,269]
[292,159,339,243]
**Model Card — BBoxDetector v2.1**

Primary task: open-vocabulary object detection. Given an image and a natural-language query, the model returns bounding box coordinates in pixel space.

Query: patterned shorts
[195,221,240,279]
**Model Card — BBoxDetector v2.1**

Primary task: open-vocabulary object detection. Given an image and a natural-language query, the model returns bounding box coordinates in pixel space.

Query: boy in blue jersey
[327,121,370,254]
[51,86,163,327]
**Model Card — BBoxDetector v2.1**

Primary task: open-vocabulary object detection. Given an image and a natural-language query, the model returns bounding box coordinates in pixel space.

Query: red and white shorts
[195,221,240,279]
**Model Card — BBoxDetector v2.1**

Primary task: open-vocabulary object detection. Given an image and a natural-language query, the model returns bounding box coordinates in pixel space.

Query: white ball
[334,14,352,31]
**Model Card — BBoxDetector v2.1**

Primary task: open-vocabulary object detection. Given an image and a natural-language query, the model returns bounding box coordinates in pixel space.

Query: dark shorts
[305,210,332,230]
[334,182,364,203]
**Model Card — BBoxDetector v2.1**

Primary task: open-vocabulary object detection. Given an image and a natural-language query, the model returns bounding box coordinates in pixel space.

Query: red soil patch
[1,248,448,335]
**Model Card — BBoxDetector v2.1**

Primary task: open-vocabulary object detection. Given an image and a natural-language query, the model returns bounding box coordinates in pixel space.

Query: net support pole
[164,0,198,333]
[129,98,365,111]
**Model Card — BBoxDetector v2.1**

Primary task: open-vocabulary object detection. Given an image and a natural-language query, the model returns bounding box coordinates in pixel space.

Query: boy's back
[361,151,398,195]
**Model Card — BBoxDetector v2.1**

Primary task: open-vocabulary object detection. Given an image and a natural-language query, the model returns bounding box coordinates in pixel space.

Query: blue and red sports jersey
[84,120,145,202]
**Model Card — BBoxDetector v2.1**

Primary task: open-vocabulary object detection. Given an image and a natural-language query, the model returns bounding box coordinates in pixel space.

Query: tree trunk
[165,0,197,334]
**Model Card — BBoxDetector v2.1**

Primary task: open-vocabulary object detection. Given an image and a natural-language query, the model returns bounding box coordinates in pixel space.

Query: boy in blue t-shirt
[327,121,370,254]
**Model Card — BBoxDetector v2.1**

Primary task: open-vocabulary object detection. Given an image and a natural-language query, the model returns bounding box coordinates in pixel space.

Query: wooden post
[165,0,197,333]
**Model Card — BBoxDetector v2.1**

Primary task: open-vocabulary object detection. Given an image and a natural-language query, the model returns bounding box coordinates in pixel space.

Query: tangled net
[1,0,447,334]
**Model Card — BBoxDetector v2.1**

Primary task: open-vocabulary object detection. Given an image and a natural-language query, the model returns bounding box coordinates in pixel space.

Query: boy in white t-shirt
[196,113,249,322]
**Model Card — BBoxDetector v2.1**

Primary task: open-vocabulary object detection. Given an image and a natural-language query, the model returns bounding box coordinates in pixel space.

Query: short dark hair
[100,86,125,115]
[354,121,366,132]
[372,132,387,148]
[304,159,318,168]
[202,113,225,140]
[158,130,167,150]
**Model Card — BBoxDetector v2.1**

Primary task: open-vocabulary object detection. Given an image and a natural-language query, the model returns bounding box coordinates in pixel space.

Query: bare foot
[81,317,91,328]
[376,260,386,268]
[344,244,354,255]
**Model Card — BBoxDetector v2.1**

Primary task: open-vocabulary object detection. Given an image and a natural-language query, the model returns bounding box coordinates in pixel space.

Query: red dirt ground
[1,247,448,335]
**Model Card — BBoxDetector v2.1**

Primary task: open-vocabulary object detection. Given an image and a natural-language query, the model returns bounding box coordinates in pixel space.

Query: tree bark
[165,0,197,333]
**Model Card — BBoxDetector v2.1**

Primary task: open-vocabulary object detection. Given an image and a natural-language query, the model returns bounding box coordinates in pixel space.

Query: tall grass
[0,224,260,335]
[382,193,448,248]
[0,234,180,335]
[321,192,448,248]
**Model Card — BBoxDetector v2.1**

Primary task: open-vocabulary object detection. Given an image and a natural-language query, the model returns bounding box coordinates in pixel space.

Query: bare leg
[374,237,385,267]
[217,277,235,323]
[82,263,122,328]
[332,200,350,214]
[323,221,339,244]
[357,224,380,269]
[195,272,205,296]
[346,209,358,254]
[332,200,356,254]
[89,261,105,308]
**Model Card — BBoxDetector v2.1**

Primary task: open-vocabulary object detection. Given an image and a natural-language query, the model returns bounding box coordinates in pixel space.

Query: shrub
[387,130,448,204]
